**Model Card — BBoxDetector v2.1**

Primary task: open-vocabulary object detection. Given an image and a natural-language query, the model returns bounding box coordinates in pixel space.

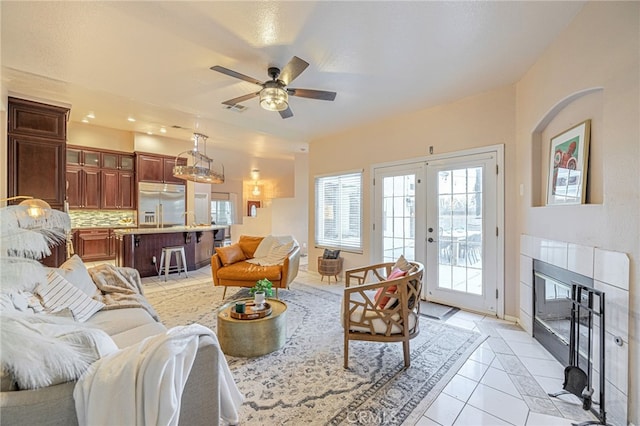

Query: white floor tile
[452,405,512,426]
[457,358,490,382]
[415,415,444,426]
[424,393,466,426]
[480,367,521,399]
[442,374,478,403]
[519,356,565,379]
[526,412,576,426]
[496,328,535,343]
[445,317,478,331]
[468,346,495,366]
[506,340,555,361]
[467,383,529,425]
[490,356,505,371]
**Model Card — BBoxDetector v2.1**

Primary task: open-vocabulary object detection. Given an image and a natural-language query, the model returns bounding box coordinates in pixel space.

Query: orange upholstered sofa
[210,235,300,298]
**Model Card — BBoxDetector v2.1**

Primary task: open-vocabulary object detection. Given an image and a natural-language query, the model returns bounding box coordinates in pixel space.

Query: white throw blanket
[73,324,243,425]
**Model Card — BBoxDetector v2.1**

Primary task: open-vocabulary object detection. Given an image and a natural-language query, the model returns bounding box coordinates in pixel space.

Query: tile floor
[93,258,597,426]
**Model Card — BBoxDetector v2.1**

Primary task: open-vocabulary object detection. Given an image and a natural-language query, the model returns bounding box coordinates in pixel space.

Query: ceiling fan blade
[279,106,293,119]
[210,65,263,86]
[288,88,337,101]
[221,92,260,106]
[279,56,309,86]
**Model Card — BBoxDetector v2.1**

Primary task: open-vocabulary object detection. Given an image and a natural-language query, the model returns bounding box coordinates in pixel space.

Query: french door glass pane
[382,174,415,262]
[437,167,483,295]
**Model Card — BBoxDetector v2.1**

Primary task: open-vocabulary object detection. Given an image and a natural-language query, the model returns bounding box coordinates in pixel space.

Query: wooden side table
[317,256,344,284]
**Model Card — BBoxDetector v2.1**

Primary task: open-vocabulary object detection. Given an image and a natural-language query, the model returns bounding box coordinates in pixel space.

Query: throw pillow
[238,235,264,258]
[247,240,294,266]
[392,254,412,272]
[215,244,247,266]
[52,255,101,298]
[0,312,118,389]
[323,249,341,259]
[252,236,275,259]
[36,271,105,322]
[374,285,398,309]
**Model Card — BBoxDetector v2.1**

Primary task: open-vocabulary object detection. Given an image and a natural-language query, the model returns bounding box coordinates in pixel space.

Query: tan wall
[68,122,134,152]
[309,84,517,307]
[515,2,639,423]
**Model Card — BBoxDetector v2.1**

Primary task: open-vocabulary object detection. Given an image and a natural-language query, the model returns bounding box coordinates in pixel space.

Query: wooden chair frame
[343,261,424,369]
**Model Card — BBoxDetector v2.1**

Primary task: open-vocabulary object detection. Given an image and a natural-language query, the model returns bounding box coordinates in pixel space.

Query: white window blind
[315,171,362,252]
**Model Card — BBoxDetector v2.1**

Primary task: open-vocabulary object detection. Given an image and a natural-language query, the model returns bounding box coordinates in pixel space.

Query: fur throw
[0,312,118,389]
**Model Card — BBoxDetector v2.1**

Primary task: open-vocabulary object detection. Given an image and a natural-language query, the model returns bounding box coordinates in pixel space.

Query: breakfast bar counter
[113,225,227,277]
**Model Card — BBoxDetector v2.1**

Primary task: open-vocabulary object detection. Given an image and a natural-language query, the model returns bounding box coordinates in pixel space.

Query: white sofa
[0,256,223,425]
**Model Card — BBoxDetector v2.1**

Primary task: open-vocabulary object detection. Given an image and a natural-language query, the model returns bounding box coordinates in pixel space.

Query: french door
[425,152,500,315]
[373,163,426,264]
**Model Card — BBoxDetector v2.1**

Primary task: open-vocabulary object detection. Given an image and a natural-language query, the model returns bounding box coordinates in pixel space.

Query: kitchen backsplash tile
[70,210,136,228]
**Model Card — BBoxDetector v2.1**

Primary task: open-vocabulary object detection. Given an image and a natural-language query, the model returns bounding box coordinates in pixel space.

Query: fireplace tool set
[548,283,609,426]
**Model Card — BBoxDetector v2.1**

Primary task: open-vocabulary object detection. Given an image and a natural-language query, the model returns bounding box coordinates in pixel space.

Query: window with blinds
[314,171,363,252]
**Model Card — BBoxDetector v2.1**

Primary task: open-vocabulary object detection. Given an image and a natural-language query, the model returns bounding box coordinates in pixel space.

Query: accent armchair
[342,261,424,369]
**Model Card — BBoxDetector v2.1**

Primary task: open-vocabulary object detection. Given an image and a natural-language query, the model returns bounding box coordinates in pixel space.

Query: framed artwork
[546,120,591,206]
[247,200,261,217]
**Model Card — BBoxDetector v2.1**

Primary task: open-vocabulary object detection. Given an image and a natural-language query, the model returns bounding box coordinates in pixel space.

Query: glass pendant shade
[260,87,288,112]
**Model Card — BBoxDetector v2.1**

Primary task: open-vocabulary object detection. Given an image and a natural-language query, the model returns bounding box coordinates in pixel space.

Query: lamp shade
[260,87,288,112]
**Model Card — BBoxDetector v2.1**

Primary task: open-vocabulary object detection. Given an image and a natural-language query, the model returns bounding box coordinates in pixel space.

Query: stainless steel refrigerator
[138,182,186,227]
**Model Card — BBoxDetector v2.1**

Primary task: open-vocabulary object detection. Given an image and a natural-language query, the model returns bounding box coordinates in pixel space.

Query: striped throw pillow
[37,271,104,322]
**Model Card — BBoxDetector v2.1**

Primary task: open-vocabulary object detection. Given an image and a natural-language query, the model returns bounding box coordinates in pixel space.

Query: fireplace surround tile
[520,254,533,285]
[595,279,630,341]
[567,243,594,278]
[594,248,630,291]
[539,238,568,269]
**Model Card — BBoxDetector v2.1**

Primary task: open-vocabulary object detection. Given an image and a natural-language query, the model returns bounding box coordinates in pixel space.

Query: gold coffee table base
[217,298,287,357]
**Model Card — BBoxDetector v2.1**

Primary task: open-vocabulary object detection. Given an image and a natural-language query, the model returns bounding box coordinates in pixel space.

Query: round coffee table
[217,298,287,357]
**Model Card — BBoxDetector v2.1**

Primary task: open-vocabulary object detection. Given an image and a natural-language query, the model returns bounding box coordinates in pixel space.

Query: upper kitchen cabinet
[66,147,100,168]
[7,97,68,211]
[101,169,135,210]
[102,152,134,171]
[136,153,187,184]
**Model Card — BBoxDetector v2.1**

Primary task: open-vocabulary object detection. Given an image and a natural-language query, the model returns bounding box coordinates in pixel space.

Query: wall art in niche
[546,119,591,206]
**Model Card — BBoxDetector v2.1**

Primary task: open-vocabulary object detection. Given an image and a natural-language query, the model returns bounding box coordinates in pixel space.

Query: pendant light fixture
[173,133,225,184]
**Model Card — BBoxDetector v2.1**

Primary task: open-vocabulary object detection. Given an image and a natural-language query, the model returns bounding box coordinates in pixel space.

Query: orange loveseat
[210,235,300,298]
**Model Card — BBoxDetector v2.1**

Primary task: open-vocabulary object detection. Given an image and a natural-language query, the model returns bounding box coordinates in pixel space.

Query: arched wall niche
[530,87,604,207]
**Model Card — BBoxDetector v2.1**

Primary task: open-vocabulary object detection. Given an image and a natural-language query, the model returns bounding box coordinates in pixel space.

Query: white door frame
[370,145,504,319]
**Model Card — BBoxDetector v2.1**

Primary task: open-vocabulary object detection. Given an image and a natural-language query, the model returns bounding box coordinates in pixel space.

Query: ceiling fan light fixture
[260,87,288,112]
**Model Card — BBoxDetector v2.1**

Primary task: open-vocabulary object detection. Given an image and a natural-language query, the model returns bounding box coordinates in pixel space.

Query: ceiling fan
[210,56,336,119]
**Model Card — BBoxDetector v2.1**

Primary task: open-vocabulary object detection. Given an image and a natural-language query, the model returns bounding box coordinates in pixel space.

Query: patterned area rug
[145,282,485,425]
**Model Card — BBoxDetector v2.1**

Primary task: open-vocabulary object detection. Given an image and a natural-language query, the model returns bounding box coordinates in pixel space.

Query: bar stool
[158,246,188,281]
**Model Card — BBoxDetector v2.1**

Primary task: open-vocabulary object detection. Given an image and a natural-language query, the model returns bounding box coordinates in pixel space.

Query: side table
[317,256,344,284]
[217,298,287,357]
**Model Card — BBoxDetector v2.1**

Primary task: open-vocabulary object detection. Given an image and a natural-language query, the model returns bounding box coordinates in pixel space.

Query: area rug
[420,301,459,321]
[145,282,485,425]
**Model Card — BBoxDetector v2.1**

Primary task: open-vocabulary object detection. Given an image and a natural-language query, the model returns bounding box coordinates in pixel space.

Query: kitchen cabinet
[101,170,135,209]
[66,166,100,209]
[137,153,187,184]
[66,147,101,168]
[8,97,69,267]
[102,152,134,171]
[74,228,116,261]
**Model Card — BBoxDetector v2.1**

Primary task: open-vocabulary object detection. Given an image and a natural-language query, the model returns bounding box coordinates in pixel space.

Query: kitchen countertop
[112,225,228,235]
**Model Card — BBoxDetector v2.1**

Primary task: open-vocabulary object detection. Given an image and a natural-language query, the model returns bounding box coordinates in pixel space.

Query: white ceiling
[2,1,585,161]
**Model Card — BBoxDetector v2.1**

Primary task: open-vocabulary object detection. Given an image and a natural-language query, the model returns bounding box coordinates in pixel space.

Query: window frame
[314,170,363,253]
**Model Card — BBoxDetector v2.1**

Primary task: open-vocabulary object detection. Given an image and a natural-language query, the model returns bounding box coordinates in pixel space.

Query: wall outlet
[152,256,156,265]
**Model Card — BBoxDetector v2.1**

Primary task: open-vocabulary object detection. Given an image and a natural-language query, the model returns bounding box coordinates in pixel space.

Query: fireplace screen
[532,260,593,365]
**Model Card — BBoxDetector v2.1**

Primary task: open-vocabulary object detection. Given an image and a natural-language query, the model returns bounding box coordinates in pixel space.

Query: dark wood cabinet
[66,147,100,168]
[8,97,69,267]
[74,228,113,261]
[101,170,135,209]
[137,153,187,184]
[67,166,100,209]
[102,152,134,171]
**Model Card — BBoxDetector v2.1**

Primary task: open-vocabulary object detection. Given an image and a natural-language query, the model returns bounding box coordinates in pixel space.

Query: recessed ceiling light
[147,131,153,135]
[160,127,167,133]
[81,118,89,123]
[86,112,95,119]
[127,117,136,122]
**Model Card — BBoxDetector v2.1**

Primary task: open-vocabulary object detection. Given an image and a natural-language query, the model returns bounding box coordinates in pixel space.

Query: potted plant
[250,278,273,307]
